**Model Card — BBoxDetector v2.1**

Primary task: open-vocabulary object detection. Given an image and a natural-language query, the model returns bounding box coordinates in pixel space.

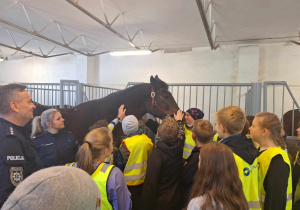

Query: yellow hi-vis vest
[294,151,300,204]
[213,133,219,142]
[233,154,261,210]
[91,163,114,210]
[122,134,153,186]
[65,162,113,210]
[258,147,292,210]
[183,125,195,159]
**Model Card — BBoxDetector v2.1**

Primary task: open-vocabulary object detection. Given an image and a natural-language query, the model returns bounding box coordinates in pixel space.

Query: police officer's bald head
[0,84,27,114]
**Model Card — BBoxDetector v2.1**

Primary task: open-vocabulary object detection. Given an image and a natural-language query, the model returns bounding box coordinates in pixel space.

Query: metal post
[60,80,64,108]
[248,83,262,116]
[77,83,84,105]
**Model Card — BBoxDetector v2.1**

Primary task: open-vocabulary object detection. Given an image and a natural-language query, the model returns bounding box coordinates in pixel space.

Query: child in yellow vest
[250,112,292,210]
[215,106,260,210]
[67,127,131,210]
[293,125,300,210]
[115,115,153,210]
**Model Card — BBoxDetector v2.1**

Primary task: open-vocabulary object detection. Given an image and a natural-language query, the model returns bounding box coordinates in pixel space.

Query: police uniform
[0,118,44,207]
[33,130,78,167]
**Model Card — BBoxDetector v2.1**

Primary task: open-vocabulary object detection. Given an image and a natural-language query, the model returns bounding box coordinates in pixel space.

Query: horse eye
[163,94,169,98]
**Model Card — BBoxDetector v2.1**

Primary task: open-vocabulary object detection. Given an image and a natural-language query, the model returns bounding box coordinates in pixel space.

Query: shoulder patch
[10,167,23,186]
[4,154,26,165]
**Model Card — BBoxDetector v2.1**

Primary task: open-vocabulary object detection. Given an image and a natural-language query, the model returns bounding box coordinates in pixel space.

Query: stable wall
[1,42,300,98]
[0,54,87,85]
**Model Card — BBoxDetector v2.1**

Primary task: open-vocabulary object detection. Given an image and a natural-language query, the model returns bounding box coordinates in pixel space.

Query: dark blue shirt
[33,130,78,167]
[0,118,44,207]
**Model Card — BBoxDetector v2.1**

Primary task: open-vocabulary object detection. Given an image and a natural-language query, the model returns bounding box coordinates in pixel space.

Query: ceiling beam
[0,42,71,58]
[0,19,88,56]
[66,0,140,49]
[195,0,218,50]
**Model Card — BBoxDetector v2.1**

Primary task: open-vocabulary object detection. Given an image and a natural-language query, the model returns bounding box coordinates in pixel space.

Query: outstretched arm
[174,110,185,141]
[108,105,126,132]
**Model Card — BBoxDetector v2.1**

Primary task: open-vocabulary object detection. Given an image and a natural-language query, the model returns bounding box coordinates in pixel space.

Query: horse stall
[20,80,300,161]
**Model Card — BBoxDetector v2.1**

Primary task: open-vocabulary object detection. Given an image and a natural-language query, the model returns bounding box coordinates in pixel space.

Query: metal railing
[263,81,300,136]
[126,82,262,122]
[20,83,61,107]
[83,84,120,102]
[20,81,120,108]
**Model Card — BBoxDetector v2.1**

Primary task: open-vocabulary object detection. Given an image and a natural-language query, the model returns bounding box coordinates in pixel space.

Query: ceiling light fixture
[110,50,151,56]
[0,55,6,62]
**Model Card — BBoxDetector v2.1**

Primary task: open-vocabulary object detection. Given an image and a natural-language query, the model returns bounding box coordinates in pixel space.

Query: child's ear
[220,124,226,133]
[262,128,268,137]
[192,133,196,140]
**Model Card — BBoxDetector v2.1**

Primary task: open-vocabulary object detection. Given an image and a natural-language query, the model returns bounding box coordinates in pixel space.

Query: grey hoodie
[2,166,100,210]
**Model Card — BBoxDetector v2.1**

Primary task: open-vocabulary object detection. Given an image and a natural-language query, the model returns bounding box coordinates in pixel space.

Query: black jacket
[0,118,44,207]
[141,121,184,210]
[259,150,290,210]
[181,146,201,208]
[221,134,258,165]
[33,131,78,167]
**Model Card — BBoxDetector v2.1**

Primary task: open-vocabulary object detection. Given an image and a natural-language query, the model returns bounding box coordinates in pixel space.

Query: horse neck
[109,83,151,119]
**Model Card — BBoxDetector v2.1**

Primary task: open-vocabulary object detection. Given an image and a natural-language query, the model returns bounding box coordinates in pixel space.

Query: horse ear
[150,76,158,90]
[150,75,168,90]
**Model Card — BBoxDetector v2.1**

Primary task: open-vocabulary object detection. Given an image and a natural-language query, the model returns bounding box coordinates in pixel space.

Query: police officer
[31,108,78,167]
[0,84,44,207]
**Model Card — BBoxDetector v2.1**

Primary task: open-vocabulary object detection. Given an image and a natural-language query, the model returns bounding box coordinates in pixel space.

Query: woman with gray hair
[31,108,78,167]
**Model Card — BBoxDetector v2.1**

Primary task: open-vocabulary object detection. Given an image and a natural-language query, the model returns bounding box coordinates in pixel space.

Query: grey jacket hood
[2,166,100,210]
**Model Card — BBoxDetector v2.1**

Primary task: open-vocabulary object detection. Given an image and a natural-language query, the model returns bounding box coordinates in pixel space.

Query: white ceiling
[0,0,300,59]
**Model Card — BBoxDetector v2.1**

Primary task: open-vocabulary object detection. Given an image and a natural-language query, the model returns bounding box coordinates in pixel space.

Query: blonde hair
[255,112,286,150]
[157,116,179,141]
[31,108,59,138]
[216,106,246,135]
[193,119,213,143]
[76,127,113,174]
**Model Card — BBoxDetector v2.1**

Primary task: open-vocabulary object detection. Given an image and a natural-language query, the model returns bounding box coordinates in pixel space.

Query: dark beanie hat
[186,108,204,120]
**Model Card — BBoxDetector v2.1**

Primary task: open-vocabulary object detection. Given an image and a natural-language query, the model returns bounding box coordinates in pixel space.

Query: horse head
[145,75,179,118]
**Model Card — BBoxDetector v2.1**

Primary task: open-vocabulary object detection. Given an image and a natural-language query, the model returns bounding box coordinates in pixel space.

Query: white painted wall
[98,46,240,89]
[0,54,87,84]
[1,42,300,120]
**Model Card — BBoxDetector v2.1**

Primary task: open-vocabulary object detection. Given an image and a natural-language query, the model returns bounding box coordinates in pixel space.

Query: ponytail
[76,127,113,175]
[76,142,94,175]
[30,108,59,138]
[31,116,43,138]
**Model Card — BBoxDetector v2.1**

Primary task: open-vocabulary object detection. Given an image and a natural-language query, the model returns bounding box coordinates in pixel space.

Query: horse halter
[150,87,167,115]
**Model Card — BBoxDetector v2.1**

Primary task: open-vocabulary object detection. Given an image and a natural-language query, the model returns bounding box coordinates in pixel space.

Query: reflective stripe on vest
[294,151,300,204]
[65,162,75,166]
[258,147,292,210]
[122,134,153,186]
[91,163,114,210]
[183,125,195,159]
[295,177,300,203]
[233,154,260,210]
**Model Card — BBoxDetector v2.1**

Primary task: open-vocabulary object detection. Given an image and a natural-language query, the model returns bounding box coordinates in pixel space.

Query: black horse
[31,75,179,146]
